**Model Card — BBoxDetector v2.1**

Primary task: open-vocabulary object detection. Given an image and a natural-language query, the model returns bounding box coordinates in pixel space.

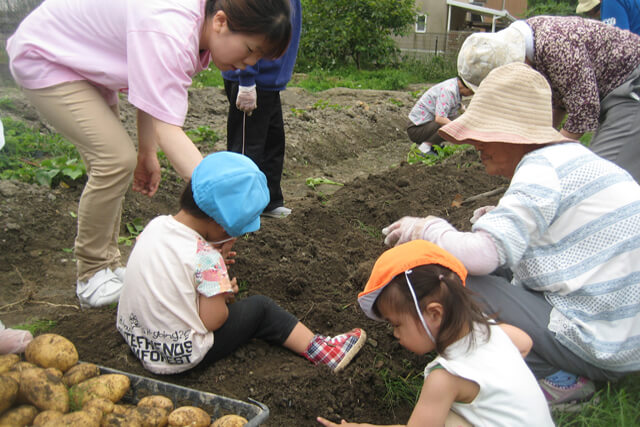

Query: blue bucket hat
[191,152,269,237]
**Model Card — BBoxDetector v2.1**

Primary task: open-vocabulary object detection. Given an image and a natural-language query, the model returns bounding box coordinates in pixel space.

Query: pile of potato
[0,334,249,427]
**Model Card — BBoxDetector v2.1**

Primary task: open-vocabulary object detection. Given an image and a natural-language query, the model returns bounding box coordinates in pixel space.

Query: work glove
[470,205,495,224]
[0,320,33,354]
[236,85,257,114]
[382,216,438,247]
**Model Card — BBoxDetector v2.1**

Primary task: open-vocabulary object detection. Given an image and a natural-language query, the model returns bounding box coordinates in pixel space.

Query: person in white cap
[381,62,640,410]
[456,15,640,182]
[576,0,640,36]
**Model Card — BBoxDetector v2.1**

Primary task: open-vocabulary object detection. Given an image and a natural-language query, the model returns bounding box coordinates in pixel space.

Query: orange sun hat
[358,240,468,321]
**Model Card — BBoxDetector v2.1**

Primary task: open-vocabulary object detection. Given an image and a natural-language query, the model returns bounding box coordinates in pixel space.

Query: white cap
[457,25,526,92]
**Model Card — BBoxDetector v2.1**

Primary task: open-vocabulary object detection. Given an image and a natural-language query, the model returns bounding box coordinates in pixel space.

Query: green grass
[191,54,457,93]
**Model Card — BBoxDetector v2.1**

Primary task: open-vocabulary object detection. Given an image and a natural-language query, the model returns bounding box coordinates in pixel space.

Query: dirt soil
[0,84,508,426]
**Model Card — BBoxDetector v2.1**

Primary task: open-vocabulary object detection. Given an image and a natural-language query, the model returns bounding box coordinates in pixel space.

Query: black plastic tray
[98,366,269,426]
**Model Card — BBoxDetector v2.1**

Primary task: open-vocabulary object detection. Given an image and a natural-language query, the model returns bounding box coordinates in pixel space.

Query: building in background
[396,0,528,56]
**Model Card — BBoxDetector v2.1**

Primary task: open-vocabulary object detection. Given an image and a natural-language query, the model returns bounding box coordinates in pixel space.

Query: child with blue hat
[117,152,366,374]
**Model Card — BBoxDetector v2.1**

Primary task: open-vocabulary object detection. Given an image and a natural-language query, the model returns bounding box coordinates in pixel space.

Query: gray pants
[467,274,626,382]
[590,64,640,182]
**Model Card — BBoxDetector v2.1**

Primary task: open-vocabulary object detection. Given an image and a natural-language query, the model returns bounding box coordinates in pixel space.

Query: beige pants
[23,81,137,281]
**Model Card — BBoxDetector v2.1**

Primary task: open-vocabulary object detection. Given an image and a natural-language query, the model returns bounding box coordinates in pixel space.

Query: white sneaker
[76,268,123,309]
[113,267,126,282]
[261,206,291,218]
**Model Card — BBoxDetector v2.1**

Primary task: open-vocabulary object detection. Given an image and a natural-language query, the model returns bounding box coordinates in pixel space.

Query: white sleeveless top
[425,324,554,427]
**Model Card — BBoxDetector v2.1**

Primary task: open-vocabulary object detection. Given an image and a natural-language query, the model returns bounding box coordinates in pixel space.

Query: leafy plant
[0,117,86,187]
[186,125,219,147]
[118,218,145,246]
[13,319,57,335]
[305,177,344,189]
[290,107,306,117]
[0,96,17,111]
[312,99,344,111]
[406,143,472,166]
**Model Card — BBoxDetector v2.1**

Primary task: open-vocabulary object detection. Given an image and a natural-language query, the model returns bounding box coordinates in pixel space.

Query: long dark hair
[205,0,292,59]
[373,264,490,355]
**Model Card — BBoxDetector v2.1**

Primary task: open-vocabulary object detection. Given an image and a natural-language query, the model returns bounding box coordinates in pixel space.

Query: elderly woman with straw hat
[382,62,640,410]
[456,15,640,182]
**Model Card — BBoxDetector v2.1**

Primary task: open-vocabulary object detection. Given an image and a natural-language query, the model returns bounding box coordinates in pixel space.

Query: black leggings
[202,295,299,363]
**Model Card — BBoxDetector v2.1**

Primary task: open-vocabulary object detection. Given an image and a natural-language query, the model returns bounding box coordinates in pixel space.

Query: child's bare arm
[317,370,474,427]
[499,323,533,357]
[198,293,229,332]
[408,369,474,427]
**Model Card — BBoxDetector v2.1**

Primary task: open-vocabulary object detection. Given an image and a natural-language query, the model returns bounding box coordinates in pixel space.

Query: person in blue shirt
[576,0,640,36]
[222,0,301,219]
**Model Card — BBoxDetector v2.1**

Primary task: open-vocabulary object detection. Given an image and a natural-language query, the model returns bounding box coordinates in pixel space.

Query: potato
[44,367,63,379]
[25,334,79,372]
[131,406,169,427]
[0,404,39,427]
[101,412,142,427]
[8,361,38,372]
[63,362,101,387]
[19,367,70,412]
[0,375,18,414]
[0,354,19,374]
[70,374,130,407]
[84,397,116,414]
[211,414,248,427]
[2,369,21,384]
[167,406,210,427]
[112,403,136,416]
[32,410,64,427]
[44,409,101,427]
[137,395,174,412]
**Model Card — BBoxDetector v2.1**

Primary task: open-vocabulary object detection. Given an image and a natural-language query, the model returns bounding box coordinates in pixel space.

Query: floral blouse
[527,16,640,134]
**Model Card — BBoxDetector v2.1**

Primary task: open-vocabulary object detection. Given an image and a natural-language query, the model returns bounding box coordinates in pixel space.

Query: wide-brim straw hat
[439,62,572,146]
[457,25,526,92]
[577,0,600,13]
[358,240,467,321]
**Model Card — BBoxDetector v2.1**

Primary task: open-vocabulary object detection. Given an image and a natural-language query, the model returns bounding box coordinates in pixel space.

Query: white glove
[236,85,257,114]
[382,216,438,247]
[0,324,33,354]
[470,205,496,224]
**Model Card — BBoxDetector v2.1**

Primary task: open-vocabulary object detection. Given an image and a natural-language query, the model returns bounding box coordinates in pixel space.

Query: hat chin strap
[405,270,436,344]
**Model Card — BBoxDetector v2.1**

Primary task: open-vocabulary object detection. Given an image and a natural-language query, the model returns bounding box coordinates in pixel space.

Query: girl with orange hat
[318,240,553,427]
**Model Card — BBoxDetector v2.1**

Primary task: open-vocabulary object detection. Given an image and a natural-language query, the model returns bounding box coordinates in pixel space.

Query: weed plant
[13,319,57,335]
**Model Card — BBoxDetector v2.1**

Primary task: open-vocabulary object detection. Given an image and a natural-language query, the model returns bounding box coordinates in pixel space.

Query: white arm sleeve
[421,217,500,275]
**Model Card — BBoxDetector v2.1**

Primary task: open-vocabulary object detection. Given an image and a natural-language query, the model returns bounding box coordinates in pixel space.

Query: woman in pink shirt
[6,0,292,309]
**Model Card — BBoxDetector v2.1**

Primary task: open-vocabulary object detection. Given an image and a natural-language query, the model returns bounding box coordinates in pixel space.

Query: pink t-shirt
[6,0,211,126]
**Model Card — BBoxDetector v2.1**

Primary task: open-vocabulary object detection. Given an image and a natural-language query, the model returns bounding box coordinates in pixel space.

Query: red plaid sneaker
[303,328,366,372]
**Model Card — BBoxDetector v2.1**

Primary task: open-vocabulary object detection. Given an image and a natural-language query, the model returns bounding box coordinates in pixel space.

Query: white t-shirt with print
[117,215,233,374]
